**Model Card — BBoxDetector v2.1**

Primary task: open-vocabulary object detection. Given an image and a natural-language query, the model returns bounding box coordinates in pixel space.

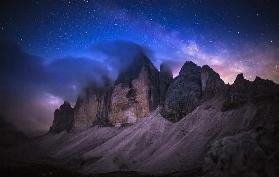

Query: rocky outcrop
[49,101,74,133]
[108,54,160,125]
[159,63,173,105]
[201,65,226,100]
[222,73,279,111]
[73,79,113,129]
[52,54,160,130]
[160,62,232,122]
[204,126,279,177]
[162,61,202,121]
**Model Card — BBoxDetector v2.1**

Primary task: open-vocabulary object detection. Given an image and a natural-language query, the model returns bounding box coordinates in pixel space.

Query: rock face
[108,54,160,125]
[162,61,202,121]
[222,73,279,111]
[161,62,226,122]
[201,65,226,100]
[54,54,160,130]
[159,63,173,105]
[73,83,113,129]
[50,101,74,133]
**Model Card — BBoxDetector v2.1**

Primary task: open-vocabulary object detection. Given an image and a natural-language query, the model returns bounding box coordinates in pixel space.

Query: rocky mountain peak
[115,54,157,85]
[109,54,160,125]
[161,61,227,121]
[179,61,201,77]
[59,101,72,110]
[201,65,226,99]
[50,101,74,133]
[222,73,279,111]
[234,73,245,83]
[159,63,173,105]
[161,61,202,121]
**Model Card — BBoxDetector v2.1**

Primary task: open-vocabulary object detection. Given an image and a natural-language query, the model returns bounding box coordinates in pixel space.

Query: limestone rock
[201,65,226,100]
[50,101,74,133]
[222,73,279,111]
[73,81,113,129]
[159,63,173,105]
[108,54,160,125]
[162,61,202,121]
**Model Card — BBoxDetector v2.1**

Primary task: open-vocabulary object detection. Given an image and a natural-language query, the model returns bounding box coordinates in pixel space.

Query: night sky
[0,0,279,134]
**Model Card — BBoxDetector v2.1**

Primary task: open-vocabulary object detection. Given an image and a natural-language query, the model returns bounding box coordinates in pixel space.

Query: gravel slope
[37,97,258,175]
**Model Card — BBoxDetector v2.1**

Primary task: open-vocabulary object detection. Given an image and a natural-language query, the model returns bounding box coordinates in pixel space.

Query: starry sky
[0,0,279,134]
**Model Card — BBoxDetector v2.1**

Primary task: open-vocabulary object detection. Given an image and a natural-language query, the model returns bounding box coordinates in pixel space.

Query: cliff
[49,101,74,133]
[43,59,279,176]
[108,54,160,125]
[161,62,226,121]
[73,78,113,129]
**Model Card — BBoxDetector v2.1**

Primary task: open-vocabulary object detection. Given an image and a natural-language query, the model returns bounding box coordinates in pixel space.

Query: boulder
[204,127,279,177]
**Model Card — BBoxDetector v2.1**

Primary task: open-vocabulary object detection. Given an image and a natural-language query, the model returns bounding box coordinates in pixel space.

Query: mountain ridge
[44,57,279,177]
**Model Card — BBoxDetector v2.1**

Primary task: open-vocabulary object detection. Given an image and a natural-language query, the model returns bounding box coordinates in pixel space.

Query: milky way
[0,0,279,134]
[1,0,279,82]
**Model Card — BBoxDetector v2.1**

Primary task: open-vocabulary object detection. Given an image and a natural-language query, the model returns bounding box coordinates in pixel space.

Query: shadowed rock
[49,101,74,133]
[162,61,202,121]
[204,126,279,177]
[201,65,226,100]
[159,63,173,105]
[222,73,279,111]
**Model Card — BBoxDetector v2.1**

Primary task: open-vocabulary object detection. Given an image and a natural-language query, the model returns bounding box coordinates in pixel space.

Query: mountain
[161,61,226,121]
[108,53,160,125]
[50,54,160,132]
[39,59,279,176]
[49,101,74,133]
[73,75,113,129]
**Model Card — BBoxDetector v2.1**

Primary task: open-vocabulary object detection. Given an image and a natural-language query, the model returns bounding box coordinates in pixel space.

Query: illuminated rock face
[108,55,160,125]
[73,84,112,129]
[71,55,160,128]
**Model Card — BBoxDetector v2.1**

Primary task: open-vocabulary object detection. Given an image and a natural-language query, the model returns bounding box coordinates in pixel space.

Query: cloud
[0,40,153,135]
[0,40,110,135]
[91,40,155,76]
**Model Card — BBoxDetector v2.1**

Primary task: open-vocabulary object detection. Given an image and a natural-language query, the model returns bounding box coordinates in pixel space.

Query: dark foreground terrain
[0,163,202,177]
